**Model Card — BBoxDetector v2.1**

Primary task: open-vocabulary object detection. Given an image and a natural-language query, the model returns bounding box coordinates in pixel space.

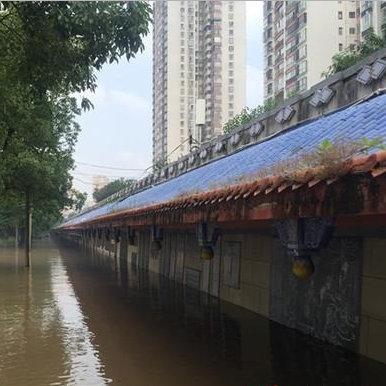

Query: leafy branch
[323,28,386,77]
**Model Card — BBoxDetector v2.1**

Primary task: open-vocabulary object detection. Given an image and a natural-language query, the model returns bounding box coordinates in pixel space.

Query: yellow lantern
[200,246,214,260]
[292,257,315,280]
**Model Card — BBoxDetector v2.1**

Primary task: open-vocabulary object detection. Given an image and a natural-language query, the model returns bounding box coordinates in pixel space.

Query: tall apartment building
[92,175,109,191]
[264,1,361,101]
[360,1,386,38]
[152,1,246,165]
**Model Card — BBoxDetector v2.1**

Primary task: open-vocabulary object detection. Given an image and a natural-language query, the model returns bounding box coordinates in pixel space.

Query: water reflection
[0,244,108,386]
[50,253,108,385]
[1,241,386,386]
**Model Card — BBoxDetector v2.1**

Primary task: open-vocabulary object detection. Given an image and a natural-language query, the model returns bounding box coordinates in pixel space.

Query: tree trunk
[15,225,19,249]
[25,193,32,267]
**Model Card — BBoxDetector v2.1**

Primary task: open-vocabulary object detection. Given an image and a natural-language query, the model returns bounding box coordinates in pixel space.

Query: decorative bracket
[275,217,334,279]
[197,222,220,260]
[113,227,121,243]
[104,227,111,241]
[151,225,163,252]
[126,226,136,246]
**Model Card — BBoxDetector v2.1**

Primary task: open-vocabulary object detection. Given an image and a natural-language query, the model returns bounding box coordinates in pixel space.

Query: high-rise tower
[152,1,246,165]
[263,0,361,102]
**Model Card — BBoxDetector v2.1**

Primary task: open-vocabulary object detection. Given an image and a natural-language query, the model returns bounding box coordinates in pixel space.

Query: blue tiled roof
[64,93,386,227]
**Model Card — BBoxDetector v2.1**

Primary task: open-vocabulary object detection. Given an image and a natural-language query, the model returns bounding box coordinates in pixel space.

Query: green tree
[93,178,135,203]
[0,1,152,264]
[70,190,88,212]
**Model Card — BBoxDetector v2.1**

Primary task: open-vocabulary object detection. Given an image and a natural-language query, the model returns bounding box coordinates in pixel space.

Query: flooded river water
[1,240,386,386]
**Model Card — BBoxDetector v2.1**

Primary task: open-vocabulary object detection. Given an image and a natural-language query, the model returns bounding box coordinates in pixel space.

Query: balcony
[274,0,283,11]
[286,1,298,15]
[287,20,299,34]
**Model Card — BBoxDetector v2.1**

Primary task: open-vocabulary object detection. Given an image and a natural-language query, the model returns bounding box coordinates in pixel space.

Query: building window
[339,27,343,35]
[349,27,356,34]
[267,83,272,94]
[298,28,306,43]
[286,67,297,79]
[339,43,343,51]
[298,44,307,58]
[349,11,355,18]
[298,77,307,91]
[338,11,343,19]
[299,60,307,74]
[350,44,356,51]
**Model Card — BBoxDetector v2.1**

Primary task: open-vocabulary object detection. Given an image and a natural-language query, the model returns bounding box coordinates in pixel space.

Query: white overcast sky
[73,1,263,198]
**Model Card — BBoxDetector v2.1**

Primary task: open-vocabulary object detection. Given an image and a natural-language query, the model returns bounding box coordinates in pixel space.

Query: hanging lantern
[152,239,162,253]
[127,226,136,245]
[151,225,163,254]
[200,245,214,260]
[197,222,219,260]
[292,256,315,280]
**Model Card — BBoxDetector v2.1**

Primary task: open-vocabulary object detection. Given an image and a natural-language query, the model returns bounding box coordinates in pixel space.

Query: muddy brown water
[0,240,386,386]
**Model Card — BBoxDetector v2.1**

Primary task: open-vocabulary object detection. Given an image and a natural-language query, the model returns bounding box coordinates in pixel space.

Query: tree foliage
[323,28,385,77]
[93,178,135,203]
[0,1,151,237]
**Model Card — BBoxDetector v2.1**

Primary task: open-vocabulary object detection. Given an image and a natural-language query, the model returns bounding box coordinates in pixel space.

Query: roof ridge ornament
[309,86,335,108]
[249,121,264,137]
[230,133,241,146]
[214,140,226,153]
[275,105,295,124]
[199,148,208,160]
[356,59,386,85]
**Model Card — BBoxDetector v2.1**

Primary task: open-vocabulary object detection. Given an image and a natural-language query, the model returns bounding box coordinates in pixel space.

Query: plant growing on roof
[223,98,278,134]
[242,136,385,185]
[323,28,385,77]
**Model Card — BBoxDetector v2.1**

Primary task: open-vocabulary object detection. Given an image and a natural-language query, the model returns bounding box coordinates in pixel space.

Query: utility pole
[25,192,32,267]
